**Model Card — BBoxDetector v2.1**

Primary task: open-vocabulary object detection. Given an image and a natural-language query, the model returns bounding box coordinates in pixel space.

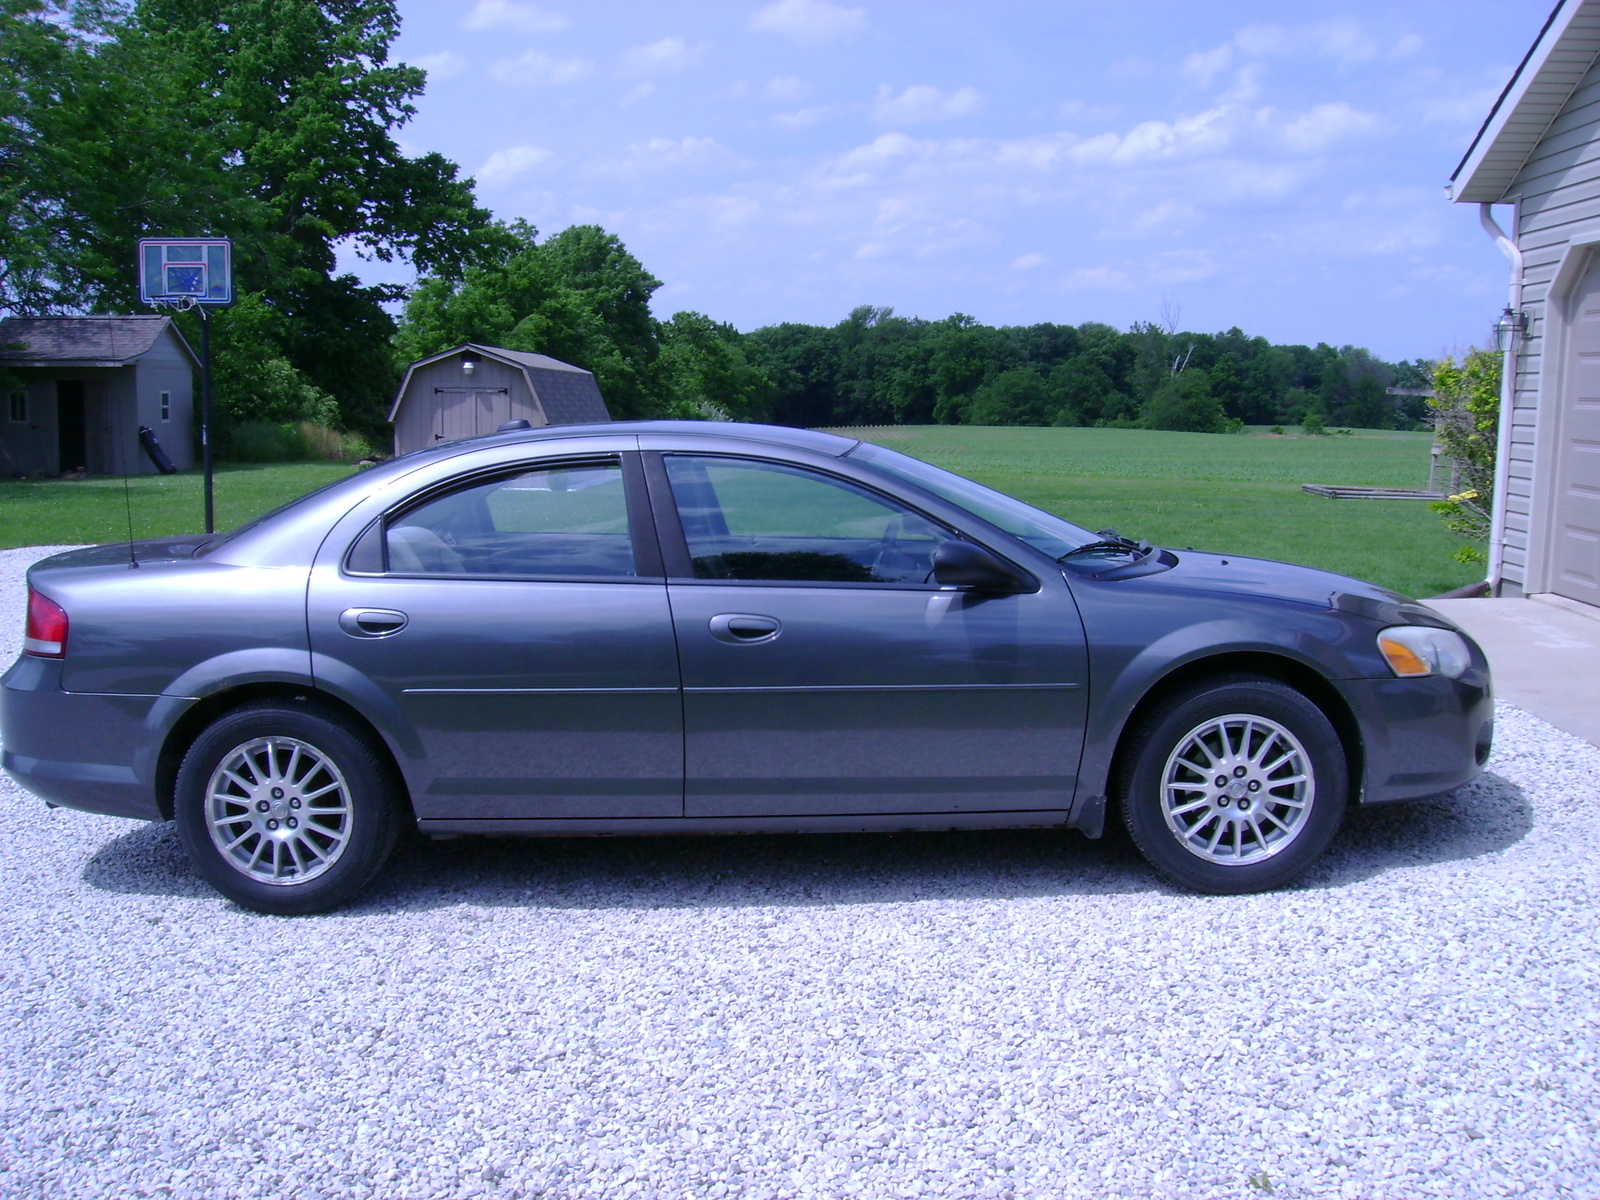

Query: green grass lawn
[2,426,1481,599]
[831,426,1480,599]
[0,462,359,550]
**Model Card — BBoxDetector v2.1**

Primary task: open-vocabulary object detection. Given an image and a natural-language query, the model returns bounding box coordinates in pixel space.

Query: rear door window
[387,459,636,578]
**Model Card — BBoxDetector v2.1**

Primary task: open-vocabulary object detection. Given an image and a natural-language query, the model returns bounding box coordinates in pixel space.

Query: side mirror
[932,540,1024,591]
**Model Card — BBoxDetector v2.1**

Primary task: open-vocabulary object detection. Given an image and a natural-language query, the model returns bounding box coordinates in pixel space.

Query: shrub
[223,422,309,463]
[1143,371,1228,433]
[1427,349,1501,565]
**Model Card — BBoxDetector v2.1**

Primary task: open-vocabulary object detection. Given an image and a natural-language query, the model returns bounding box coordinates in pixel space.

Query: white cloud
[836,132,924,171]
[1181,44,1233,89]
[773,104,846,128]
[620,37,703,77]
[872,84,983,125]
[748,0,867,45]
[593,136,732,177]
[1233,19,1383,66]
[477,145,552,185]
[463,0,569,34]
[489,50,591,85]
[1280,102,1380,152]
[411,52,466,83]
[766,76,809,102]
[1063,267,1132,291]
[1056,99,1119,124]
[1011,253,1046,270]
[620,82,656,107]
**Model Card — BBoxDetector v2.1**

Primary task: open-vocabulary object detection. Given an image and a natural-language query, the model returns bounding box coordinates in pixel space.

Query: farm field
[0,462,358,550]
[0,426,1480,598]
[834,425,1480,598]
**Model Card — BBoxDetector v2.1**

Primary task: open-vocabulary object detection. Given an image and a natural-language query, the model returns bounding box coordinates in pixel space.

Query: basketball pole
[200,305,213,533]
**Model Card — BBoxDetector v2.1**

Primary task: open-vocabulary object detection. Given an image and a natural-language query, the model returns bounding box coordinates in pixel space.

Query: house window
[7,391,24,423]
[159,391,171,421]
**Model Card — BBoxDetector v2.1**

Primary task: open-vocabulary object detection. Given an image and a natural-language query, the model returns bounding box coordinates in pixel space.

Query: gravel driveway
[1,545,1596,1199]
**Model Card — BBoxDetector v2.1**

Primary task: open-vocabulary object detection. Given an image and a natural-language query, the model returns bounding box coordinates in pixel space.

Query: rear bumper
[1336,664,1494,804]
[0,655,164,821]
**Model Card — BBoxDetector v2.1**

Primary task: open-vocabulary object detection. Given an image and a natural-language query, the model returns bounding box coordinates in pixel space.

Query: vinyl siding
[1503,55,1600,590]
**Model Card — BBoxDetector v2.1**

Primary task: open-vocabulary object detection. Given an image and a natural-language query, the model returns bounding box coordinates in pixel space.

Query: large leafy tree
[1,0,494,435]
[395,221,663,419]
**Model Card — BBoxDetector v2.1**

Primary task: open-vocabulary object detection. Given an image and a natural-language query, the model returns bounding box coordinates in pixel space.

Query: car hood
[1148,549,1457,628]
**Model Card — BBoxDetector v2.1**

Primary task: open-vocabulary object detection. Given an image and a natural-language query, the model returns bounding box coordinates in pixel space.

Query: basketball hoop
[138,236,233,533]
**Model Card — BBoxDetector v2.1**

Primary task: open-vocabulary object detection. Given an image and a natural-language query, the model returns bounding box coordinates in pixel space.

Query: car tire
[175,702,401,915]
[1117,675,1348,894]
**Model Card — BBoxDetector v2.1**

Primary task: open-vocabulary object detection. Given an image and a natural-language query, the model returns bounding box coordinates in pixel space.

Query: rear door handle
[709,613,781,644]
[339,608,409,638]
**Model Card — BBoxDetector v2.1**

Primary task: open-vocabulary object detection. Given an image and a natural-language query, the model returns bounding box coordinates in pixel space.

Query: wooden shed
[389,344,611,455]
[0,315,196,478]
[1449,0,1600,609]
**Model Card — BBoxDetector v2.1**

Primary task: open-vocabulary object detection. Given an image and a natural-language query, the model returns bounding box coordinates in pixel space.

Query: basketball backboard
[138,238,233,306]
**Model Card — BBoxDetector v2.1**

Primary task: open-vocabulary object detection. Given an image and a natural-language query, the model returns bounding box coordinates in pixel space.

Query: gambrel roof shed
[388,343,611,456]
[1448,0,1600,609]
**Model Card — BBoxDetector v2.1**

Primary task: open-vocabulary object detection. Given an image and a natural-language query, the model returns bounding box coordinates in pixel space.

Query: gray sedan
[1,422,1493,913]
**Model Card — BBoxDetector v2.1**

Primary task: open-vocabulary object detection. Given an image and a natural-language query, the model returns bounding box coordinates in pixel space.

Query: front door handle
[708,613,781,644]
[339,608,409,638]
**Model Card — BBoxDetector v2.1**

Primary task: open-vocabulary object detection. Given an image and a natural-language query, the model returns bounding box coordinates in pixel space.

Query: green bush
[295,422,374,461]
[222,422,309,463]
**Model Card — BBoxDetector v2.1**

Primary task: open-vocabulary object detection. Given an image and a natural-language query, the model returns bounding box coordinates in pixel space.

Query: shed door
[1556,260,1600,606]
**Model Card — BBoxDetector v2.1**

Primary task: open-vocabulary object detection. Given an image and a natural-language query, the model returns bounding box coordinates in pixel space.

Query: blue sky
[363,0,1544,361]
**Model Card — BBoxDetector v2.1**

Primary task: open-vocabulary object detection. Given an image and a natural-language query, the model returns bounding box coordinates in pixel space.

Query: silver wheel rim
[205,737,352,887]
[1161,713,1314,865]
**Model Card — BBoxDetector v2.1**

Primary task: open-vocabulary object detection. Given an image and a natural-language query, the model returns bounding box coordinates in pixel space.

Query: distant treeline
[397,223,1434,437]
[742,307,1433,433]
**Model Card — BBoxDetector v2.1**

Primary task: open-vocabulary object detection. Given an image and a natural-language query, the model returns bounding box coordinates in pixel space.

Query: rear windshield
[848,442,1095,559]
[196,468,380,556]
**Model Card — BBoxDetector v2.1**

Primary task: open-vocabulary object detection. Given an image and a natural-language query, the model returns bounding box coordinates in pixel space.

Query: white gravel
[1,544,1597,1199]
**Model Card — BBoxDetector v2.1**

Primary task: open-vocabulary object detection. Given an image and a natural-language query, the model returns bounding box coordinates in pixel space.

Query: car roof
[451,420,861,458]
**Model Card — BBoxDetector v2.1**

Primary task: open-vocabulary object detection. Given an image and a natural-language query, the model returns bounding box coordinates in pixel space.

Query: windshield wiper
[1059,528,1152,561]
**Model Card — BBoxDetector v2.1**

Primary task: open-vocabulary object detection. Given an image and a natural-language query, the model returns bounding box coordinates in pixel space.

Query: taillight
[23,587,67,658]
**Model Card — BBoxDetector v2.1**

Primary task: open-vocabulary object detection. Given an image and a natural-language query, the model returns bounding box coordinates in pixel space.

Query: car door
[307,451,682,822]
[645,450,1088,818]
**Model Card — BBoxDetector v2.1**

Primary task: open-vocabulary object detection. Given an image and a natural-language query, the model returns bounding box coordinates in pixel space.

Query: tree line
[4,1,1433,445]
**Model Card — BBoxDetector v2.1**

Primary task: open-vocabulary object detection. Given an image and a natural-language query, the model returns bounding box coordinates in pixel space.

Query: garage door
[1555,257,1600,606]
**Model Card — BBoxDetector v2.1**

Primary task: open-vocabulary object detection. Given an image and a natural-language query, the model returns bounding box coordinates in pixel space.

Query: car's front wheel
[174,702,401,915]
[1118,676,1348,894]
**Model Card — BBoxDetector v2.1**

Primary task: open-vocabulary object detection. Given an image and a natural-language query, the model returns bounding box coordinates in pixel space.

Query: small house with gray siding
[0,315,196,478]
[1450,0,1600,609]
[389,344,611,456]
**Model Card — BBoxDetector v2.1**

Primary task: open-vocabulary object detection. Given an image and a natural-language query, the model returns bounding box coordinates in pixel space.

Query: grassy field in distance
[832,425,1481,599]
[0,462,359,551]
[1,425,1482,598]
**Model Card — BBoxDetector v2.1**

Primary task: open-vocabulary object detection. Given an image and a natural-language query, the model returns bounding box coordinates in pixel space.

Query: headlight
[1377,625,1471,679]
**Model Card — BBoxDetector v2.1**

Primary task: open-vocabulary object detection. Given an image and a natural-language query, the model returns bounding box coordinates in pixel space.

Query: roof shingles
[0,315,175,364]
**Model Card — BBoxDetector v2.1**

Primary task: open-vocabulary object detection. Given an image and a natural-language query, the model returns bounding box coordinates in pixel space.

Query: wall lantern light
[1493,307,1528,353]
[461,352,478,377]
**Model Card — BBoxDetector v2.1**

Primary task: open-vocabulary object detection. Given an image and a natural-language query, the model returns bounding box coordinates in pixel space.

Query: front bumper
[0,654,164,821]
[1335,664,1494,804]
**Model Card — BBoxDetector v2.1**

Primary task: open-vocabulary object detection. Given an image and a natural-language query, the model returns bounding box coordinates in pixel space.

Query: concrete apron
[1426,594,1600,748]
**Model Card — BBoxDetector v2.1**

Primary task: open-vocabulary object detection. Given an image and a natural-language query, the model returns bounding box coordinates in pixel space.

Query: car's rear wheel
[175,702,400,915]
[1118,676,1348,894]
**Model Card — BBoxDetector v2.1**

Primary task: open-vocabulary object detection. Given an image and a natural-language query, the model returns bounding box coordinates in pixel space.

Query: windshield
[848,442,1095,558]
